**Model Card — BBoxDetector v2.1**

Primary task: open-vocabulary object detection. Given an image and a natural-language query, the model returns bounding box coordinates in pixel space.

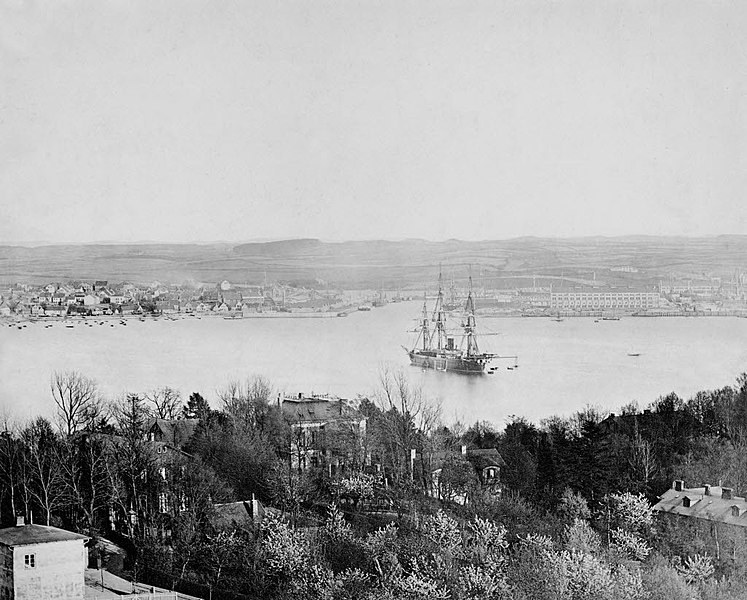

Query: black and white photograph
[1,1,746,598]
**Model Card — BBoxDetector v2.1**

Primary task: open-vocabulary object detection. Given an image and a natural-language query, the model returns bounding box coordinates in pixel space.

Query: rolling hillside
[1,236,745,289]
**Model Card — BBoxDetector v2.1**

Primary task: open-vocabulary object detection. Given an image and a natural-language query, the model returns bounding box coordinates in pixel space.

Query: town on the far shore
[1,265,747,321]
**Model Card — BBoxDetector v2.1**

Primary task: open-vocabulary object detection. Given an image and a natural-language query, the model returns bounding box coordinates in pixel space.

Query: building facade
[281,394,367,474]
[549,290,660,310]
[653,480,747,567]
[0,518,88,600]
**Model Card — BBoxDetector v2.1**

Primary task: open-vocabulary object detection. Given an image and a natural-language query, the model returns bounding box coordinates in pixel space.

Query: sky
[1,0,745,244]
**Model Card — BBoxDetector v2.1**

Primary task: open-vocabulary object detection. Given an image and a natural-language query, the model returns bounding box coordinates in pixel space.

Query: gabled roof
[467,448,506,470]
[281,397,360,423]
[653,483,747,528]
[147,418,199,447]
[417,447,505,472]
[0,524,88,547]
[211,499,279,530]
[212,501,252,529]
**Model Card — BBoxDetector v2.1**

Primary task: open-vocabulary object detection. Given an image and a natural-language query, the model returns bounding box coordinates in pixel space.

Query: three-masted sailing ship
[405,273,495,374]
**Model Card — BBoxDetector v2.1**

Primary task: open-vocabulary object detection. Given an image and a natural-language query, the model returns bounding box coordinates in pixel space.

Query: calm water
[1,302,747,426]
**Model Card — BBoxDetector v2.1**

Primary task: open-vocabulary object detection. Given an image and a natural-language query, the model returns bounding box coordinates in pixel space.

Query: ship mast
[462,276,480,357]
[415,291,430,351]
[428,268,447,351]
[449,271,458,308]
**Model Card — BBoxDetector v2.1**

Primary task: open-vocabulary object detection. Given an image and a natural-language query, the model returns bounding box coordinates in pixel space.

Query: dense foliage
[2,369,747,599]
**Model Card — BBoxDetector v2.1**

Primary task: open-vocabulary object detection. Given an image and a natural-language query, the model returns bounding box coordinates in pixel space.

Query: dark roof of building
[211,499,280,530]
[0,524,88,547]
[212,501,252,529]
[147,418,199,448]
[653,483,747,528]
[419,447,505,472]
[467,448,506,470]
[282,397,360,423]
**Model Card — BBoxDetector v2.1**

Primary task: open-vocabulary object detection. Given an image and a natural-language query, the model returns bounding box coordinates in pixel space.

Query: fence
[138,565,254,600]
[121,582,202,600]
[120,595,177,600]
[88,585,201,600]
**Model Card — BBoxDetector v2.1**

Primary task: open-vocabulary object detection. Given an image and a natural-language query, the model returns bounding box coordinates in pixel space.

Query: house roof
[0,524,88,547]
[211,499,280,530]
[653,483,747,528]
[467,448,506,470]
[281,397,360,423]
[212,501,252,529]
[147,418,199,447]
[418,447,505,472]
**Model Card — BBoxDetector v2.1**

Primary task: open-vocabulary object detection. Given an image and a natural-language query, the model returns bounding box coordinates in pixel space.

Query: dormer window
[732,505,741,517]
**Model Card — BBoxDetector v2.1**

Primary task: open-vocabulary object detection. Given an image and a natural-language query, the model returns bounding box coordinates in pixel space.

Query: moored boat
[405,272,498,374]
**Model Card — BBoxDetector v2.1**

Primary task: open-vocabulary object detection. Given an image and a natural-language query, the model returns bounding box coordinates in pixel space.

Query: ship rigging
[405,272,517,374]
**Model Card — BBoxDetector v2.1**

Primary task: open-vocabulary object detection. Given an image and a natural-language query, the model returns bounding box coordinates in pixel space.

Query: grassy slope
[0,236,745,288]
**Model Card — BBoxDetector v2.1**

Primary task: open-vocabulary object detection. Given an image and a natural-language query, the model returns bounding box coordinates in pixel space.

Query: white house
[0,517,88,600]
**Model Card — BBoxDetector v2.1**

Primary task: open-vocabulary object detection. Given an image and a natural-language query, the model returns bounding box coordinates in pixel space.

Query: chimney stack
[723,487,733,500]
[674,480,684,492]
[15,515,25,527]
[461,444,467,456]
[704,484,711,496]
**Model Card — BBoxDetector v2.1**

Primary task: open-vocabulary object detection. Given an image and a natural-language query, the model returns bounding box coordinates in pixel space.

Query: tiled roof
[211,499,280,530]
[281,397,359,423]
[0,524,88,547]
[653,483,747,528]
[417,448,505,472]
[467,448,506,470]
[148,418,199,447]
[212,501,252,529]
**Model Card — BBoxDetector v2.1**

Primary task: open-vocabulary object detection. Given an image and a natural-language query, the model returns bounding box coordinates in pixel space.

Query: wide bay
[1,301,746,426]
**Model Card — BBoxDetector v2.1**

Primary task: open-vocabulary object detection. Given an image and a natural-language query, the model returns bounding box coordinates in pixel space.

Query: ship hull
[408,350,491,374]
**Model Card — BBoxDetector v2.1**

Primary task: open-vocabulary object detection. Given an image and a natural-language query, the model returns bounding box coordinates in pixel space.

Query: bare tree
[373,366,442,487]
[59,432,112,534]
[21,417,65,526]
[0,416,21,523]
[107,394,157,537]
[628,433,658,495]
[219,375,274,432]
[51,371,103,437]
[144,387,183,420]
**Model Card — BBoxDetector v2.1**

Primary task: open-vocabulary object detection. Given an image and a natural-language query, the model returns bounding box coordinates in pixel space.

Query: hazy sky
[1,0,745,244]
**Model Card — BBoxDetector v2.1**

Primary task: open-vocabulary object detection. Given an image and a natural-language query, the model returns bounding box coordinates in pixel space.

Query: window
[24,553,35,568]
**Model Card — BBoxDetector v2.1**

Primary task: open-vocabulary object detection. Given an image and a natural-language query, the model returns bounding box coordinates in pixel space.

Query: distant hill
[1,236,745,289]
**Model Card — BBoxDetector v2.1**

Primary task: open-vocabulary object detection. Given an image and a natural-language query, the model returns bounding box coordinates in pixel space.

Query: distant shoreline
[3,308,747,326]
